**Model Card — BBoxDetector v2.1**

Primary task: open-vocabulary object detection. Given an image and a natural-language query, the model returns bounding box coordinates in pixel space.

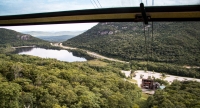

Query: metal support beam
[0,5,199,26]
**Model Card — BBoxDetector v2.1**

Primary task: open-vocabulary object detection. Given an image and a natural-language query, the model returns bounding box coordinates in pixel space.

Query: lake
[16,47,87,62]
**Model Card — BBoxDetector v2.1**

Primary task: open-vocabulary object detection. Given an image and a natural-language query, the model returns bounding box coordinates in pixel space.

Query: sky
[0,23,98,32]
[0,0,199,32]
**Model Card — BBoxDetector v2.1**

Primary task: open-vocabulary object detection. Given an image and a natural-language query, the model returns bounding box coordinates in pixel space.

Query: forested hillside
[0,28,50,46]
[0,28,56,53]
[64,22,200,66]
[0,54,141,108]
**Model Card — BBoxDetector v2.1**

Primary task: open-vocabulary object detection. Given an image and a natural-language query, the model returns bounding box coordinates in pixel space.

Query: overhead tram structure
[0,5,199,26]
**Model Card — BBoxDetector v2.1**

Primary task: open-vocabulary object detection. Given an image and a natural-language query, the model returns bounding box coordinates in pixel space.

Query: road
[51,43,128,63]
[12,45,35,49]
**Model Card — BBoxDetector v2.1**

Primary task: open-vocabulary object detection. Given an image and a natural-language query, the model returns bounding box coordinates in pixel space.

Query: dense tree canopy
[0,54,141,108]
[147,80,200,108]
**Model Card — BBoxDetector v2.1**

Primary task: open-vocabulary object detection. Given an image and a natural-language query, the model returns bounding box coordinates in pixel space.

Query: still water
[17,47,87,62]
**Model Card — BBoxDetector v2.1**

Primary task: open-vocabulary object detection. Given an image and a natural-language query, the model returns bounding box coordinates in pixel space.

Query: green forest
[64,22,200,66]
[147,80,200,108]
[0,54,141,108]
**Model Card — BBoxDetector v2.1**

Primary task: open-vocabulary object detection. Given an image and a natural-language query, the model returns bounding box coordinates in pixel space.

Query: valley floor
[51,43,127,63]
[52,42,200,87]
[121,70,200,87]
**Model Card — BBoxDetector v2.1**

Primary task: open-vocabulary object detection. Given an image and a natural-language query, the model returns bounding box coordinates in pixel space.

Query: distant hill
[37,35,75,42]
[0,28,55,53]
[63,22,200,65]
[23,31,84,37]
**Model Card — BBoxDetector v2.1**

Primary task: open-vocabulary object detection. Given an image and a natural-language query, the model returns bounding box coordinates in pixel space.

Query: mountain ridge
[0,28,56,53]
[0,28,49,46]
[63,22,200,65]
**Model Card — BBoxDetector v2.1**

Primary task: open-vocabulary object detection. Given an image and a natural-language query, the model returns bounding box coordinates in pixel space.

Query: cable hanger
[140,3,148,25]
[140,3,153,77]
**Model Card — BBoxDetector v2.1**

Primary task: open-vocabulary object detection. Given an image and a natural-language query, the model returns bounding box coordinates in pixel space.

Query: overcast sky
[0,0,199,32]
[0,23,98,32]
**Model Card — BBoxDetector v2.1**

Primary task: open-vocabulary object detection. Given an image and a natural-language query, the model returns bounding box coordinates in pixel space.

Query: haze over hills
[22,31,84,42]
[63,22,200,65]
[23,31,84,37]
[36,35,75,42]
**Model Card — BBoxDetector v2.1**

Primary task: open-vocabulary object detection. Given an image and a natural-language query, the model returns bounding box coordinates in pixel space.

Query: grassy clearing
[73,59,108,67]
[138,61,147,65]
[136,93,150,108]
[141,93,149,100]
[87,59,108,67]
[127,79,137,84]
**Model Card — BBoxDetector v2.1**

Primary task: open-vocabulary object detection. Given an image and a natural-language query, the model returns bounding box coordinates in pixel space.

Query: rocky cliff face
[17,34,31,40]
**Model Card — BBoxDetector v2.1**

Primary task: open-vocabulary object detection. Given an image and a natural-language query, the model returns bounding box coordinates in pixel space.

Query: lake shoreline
[15,47,87,62]
[12,45,36,49]
[51,43,128,63]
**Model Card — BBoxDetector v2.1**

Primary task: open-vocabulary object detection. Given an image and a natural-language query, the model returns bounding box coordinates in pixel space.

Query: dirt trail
[51,43,127,63]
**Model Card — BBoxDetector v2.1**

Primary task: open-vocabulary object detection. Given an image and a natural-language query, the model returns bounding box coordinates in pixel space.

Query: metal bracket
[135,3,150,24]
[135,14,151,23]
